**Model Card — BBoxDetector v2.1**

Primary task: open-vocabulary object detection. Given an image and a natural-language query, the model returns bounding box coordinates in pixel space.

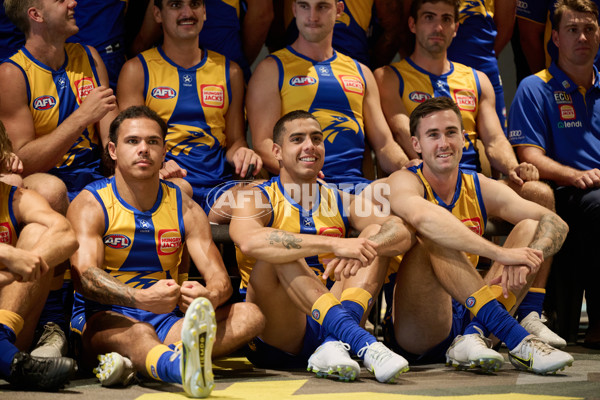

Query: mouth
[178,19,198,26]
[135,159,153,166]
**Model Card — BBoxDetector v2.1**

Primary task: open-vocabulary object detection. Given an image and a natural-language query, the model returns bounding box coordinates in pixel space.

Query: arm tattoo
[81,268,137,307]
[267,230,302,249]
[529,213,569,258]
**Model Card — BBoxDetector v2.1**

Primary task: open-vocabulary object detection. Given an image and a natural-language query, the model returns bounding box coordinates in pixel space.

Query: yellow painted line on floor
[136,379,583,400]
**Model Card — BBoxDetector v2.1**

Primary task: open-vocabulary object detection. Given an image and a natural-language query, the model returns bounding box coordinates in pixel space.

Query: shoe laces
[169,342,183,362]
[37,323,64,344]
[330,341,351,352]
[526,337,554,356]
[472,326,493,348]
[356,342,391,363]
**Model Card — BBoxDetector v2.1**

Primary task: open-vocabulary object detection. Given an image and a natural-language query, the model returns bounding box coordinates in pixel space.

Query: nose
[138,140,149,154]
[70,0,77,9]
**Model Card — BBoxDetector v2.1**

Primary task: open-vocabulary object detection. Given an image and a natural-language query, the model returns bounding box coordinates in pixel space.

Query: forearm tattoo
[81,268,136,307]
[267,230,302,249]
[530,213,568,258]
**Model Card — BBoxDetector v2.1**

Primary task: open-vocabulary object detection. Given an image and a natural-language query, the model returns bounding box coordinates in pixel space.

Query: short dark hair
[154,0,205,9]
[409,0,460,21]
[553,0,599,30]
[109,106,168,145]
[272,110,321,145]
[409,97,463,137]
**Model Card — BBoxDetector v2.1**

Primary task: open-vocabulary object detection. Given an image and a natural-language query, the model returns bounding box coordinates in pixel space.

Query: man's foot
[7,352,77,390]
[508,335,574,375]
[94,352,136,387]
[445,327,504,373]
[307,341,360,382]
[30,322,68,358]
[520,312,567,348]
[181,297,217,398]
[357,341,409,383]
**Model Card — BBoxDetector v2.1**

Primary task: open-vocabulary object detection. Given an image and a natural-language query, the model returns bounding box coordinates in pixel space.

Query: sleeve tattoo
[81,268,137,307]
[267,230,302,249]
[529,213,569,258]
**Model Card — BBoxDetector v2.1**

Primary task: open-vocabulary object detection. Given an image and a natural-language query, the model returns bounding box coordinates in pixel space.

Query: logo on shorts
[74,77,95,103]
[0,222,12,244]
[466,296,476,308]
[409,91,431,103]
[201,84,224,108]
[312,309,321,321]
[151,86,177,99]
[339,75,364,95]
[157,229,182,255]
[559,105,576,120]
[453,89,477,112]
[103,234,131,249]
[289,75,317,86]
[33,95,56,110]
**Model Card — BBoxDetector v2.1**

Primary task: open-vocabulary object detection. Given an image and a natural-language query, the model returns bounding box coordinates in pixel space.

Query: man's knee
[519,181,555,211]
[23,173,69,215]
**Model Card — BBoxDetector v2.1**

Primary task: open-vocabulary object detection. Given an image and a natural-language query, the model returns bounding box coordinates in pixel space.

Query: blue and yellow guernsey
[138,46,232,194]
[236,176,350,291]
[390,58,482,171]
[271,46,368,185]
[6,44,103,198]
[409,164,486,267]
[0,183,19,247]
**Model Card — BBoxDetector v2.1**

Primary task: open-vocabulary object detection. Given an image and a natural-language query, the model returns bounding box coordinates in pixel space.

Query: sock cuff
[465,286,496,316]
[528,287,546,294]
[490,285,517,311]
[311,293,341,325]
[146,344,172,380]
[340,288,373,311]
[0,311,24,336]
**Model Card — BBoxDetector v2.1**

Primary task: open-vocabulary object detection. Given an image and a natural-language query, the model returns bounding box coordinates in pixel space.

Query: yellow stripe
[465,286,496,316]
[490,285,517,311]
[311,293,341,325]
[0,310,24,336]
[145,344,171,381]
[340,287,371,311]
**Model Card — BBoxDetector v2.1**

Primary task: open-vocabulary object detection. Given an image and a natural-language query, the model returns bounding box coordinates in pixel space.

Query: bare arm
[242,0,274,65]
[373,65,419,160]
[493,0,517,56]
[370,0,403,68]
[129,1,162,56]
[116,56,146,110]
[361,64,409,173]
[517,17,547,73]
[246,57,282,174]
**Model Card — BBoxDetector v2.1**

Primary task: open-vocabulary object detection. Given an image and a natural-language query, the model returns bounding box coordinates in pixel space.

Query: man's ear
[108,141,117,161]
[272,142,283,162]
[412,135,422,154]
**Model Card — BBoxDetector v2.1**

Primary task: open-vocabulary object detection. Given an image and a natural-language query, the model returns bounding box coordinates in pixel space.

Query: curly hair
[0,120,14,168]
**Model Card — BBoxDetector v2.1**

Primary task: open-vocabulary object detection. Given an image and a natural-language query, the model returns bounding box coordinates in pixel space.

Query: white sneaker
[30,322,68,358]
[445,327,504,373]
[181,297,217,398]
[520,312,567,348]
[508,335,574,375]
[357,341,409,383]
[307,341,360,382]
[94,352,136,387]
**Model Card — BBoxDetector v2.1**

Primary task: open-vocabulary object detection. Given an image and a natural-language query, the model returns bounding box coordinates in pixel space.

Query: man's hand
[571,169,600,189]
[138,279,180,314]
[78,86,117,125]
[159,159,188,180]
[332,238,378,266]
[1,246,49,282]
[508,162,539,185]
[323,257,365,281]
[2,152,23,175]
[231,147,262,178]
[178,280,220,311]
[495,246,543,273]
[489,265,531,298]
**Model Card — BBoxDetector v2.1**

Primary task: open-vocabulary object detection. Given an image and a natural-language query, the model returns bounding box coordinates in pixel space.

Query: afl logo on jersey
[157,229,182,255]
[151,87,177,99]
[103,234,132,249]
[33,95,57,110]
[290,75,317,86]
[409,91,431,103]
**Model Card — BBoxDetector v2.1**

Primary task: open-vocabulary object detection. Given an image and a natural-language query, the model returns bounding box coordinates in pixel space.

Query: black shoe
[7,352,77,391]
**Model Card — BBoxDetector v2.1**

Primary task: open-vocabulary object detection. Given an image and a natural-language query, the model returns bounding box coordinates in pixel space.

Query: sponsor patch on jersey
[289,75,317,86]
[201,84,224,108]
[339,75,364,95]
[559,104,576,120]
[312,309,321,320]
[0,222,12,244]
[453,89,477,112]
[74,77,95,103]
[318,226,344,237]
[103,234,132,249]
[461,217,482,236]
[32,95,56,111]
[409,91,431,103]
[553,91,572,105]
[151,86,176,99]
[508,130,522,140]
[157,229,182,255]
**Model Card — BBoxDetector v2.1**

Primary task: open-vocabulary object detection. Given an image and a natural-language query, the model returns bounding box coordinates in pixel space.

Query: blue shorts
[192,184,230,216]
[382,299,472,365]
[244,316,326,370]
[70,292,183,342]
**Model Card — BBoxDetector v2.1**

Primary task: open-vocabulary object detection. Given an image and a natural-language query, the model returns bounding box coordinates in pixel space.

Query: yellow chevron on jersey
[459,0,494,23]
[409,165,487,267]
[236,177,350,289]
[86,177,185,289]
[7,43,101,169]
[221,0,240,16]
[0,183,19,247]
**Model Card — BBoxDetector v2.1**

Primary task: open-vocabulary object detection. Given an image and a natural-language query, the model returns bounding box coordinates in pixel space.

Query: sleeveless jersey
[84,177,185,288]
[236,176,350,290]
[138,46,233,192]
[409,164,487,267]
[0,183,19,247]
[6,43,103,197]
[390,58,482,171]
[271,46,367,183]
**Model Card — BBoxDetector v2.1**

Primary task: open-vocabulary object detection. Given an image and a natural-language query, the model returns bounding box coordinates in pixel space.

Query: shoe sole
[446,356,503,373]
[181,297,217,398]
[95,353,135,387]
[369,364,409,383]
[307,363,359,382]
[509,355,574,375]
